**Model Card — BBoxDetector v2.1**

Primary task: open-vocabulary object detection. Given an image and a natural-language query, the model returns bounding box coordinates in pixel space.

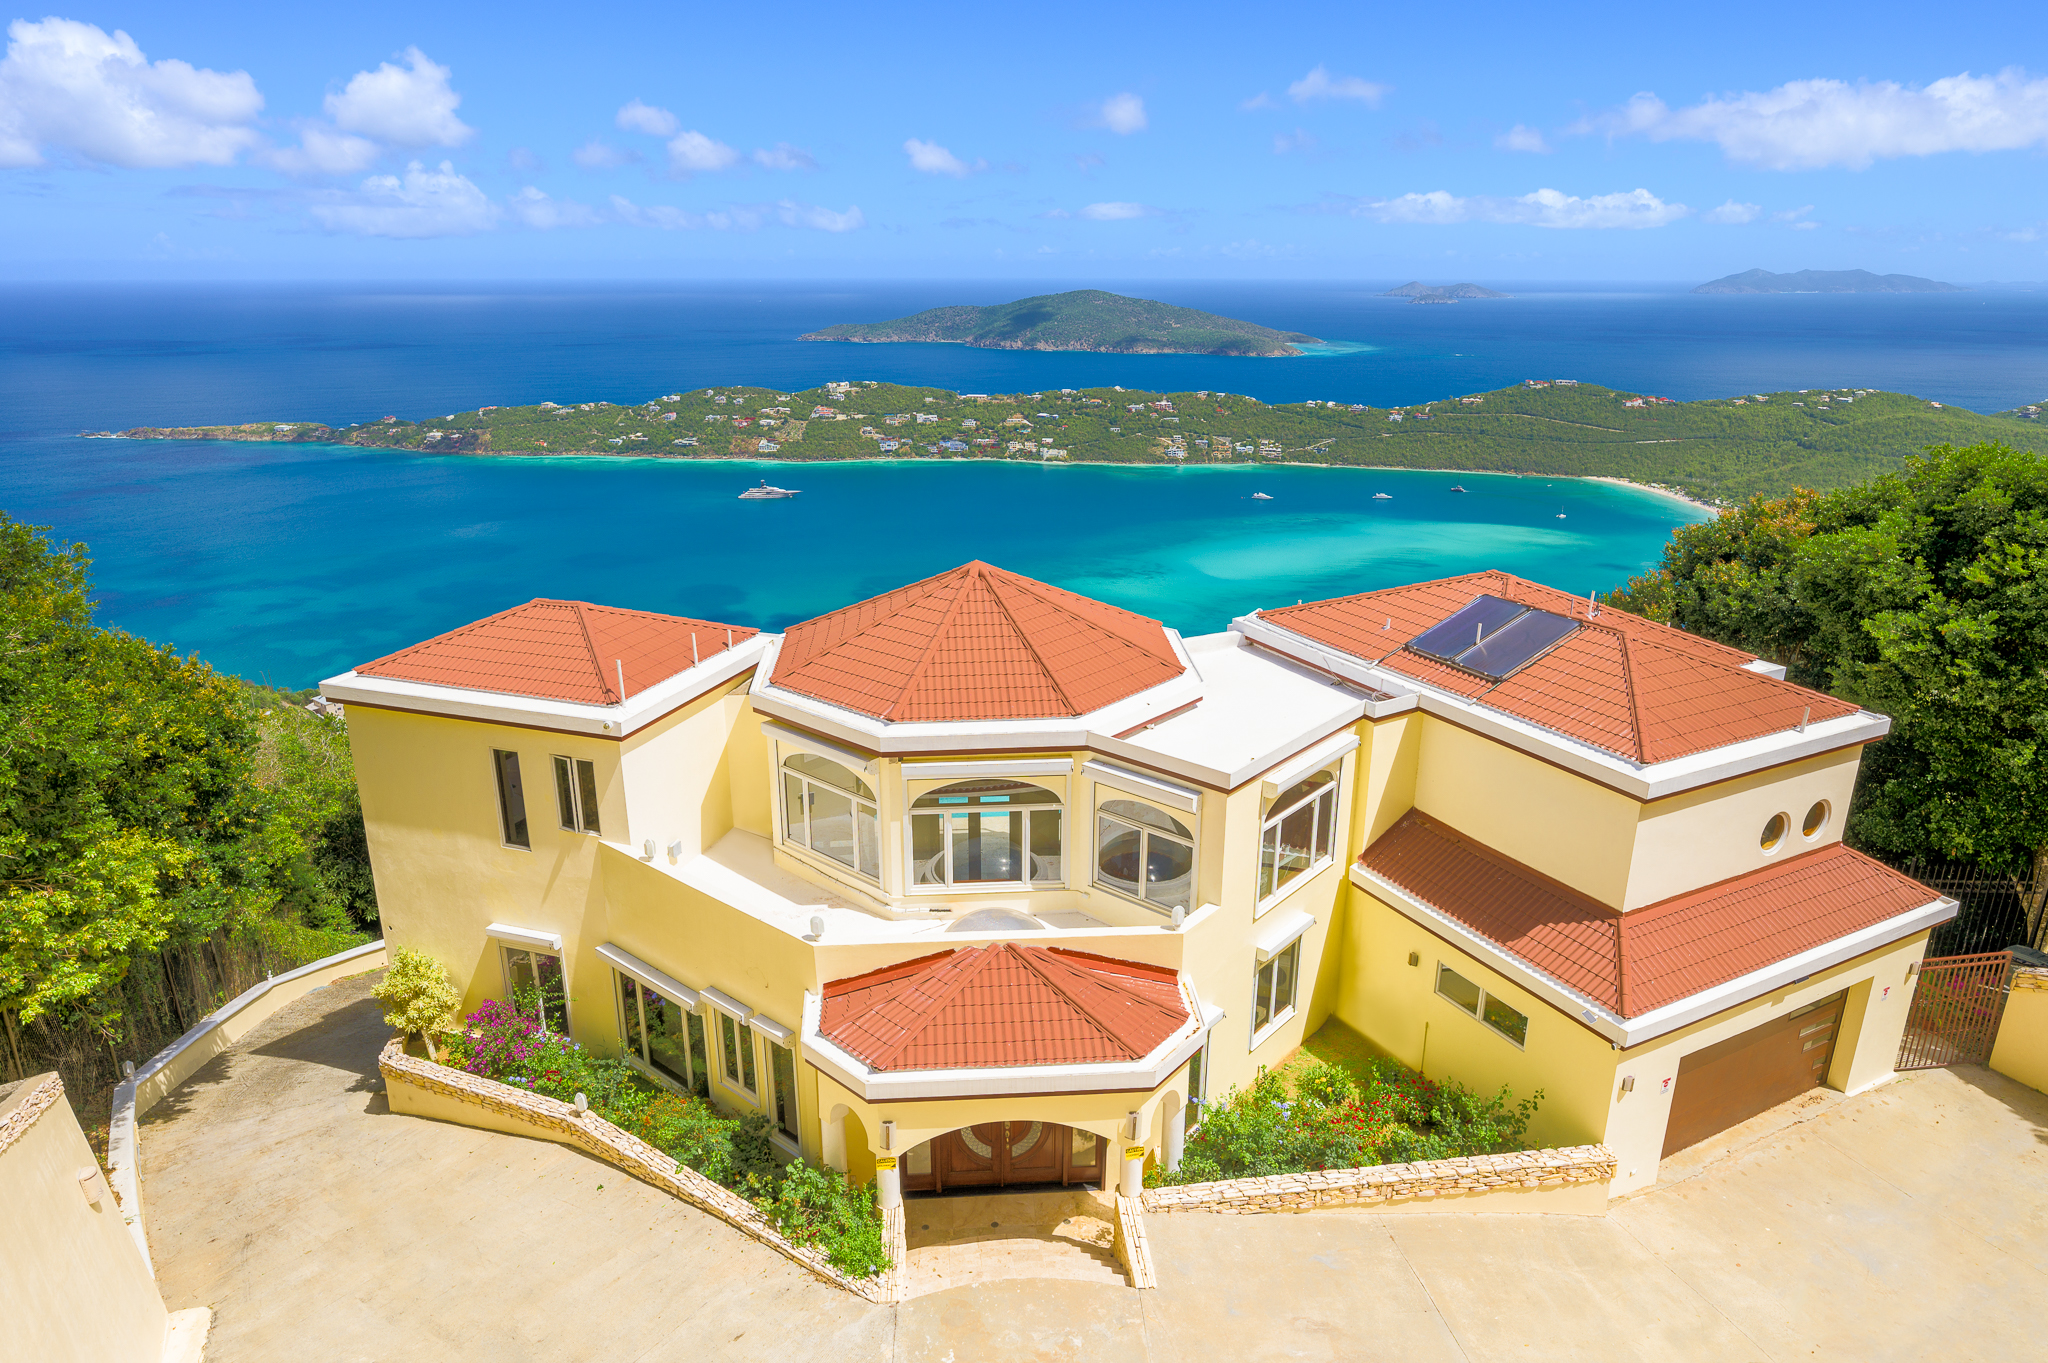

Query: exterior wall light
[77,1166,103,1206]
[1619,1075,1635,1096]
[880,1120,894,1150]
[1407,951,1420,967]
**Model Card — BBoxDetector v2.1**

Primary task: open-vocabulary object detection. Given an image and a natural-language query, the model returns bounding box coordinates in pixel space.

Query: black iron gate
[1896,951,2015,1070]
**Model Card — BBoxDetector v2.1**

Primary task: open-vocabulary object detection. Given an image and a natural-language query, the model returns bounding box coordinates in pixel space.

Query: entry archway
[901,1120,1109,1194]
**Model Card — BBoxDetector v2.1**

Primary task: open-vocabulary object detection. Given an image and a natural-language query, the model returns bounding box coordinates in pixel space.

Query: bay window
[1094,797,1194,911]
[911,779,1063,887]
[781,753,880,881]
[1258,766,1339,903]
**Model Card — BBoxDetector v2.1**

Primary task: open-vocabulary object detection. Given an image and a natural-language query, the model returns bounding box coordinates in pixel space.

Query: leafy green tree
[1610,442,2048,880]
[371,947,462,1059]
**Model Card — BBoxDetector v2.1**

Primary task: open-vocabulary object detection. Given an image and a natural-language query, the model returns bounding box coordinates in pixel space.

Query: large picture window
[1258,765,1339,903]
[552,755,602,835]
[501,945,567,1034]
[1095,797,1194,911]
[616,972,706,1094]
[1251,940,1300,1042]
[910,779,1063,888]
[781,753,880,881]
[493,749,530,849]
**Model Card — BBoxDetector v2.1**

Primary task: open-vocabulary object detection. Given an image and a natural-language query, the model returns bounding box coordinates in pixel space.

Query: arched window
[910,779,1062,887]
[782,753,879,881]
[1095,798,1194,911]
[1259,765,1339,902]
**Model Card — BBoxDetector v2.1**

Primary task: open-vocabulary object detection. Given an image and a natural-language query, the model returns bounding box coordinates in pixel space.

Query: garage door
[1661,992,1846,1158]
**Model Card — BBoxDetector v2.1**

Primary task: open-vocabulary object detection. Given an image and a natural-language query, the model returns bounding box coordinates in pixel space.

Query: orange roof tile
[355,598,758,704]
[771,561,1186,723]
[1262,571,1860,763]
[1358,811,1941,1017]
[819,944,1189,1070]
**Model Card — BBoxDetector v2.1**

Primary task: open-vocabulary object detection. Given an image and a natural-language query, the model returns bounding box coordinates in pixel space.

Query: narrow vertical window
[769,1042,799,1142]
[720,1013,741,1084]
[740,1025,758,1093]
[494,749,530,848]
[552,755,601,834]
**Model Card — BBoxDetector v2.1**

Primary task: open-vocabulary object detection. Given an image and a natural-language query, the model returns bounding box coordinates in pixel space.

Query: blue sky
[4,0,2046,282]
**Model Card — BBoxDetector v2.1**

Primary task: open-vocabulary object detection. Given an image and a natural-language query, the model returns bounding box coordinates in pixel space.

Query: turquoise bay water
[4,437,1704,687]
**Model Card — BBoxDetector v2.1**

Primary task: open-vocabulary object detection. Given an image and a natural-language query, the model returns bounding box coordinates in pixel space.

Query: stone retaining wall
[1141,1144,1616,1215]
[1112,1193,1157,1288]
[378,1038,898,1303]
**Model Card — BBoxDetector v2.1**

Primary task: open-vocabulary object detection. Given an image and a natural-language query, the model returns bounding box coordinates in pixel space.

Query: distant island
[99,377,2048,505]
[1694,268,1964,295]
[1379,282,1511,304]
[798,289,1321,356]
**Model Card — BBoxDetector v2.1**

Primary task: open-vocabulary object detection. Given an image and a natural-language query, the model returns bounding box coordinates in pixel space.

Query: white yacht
[739,480,800,500]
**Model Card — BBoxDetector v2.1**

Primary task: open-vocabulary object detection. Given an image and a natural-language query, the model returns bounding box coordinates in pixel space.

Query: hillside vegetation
[114,379,2048,503]
[797,289,1320,355]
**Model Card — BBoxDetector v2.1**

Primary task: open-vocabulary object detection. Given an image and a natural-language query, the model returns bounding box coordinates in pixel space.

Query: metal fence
[1888,857,2047,957]
[1896,951,2015,1070]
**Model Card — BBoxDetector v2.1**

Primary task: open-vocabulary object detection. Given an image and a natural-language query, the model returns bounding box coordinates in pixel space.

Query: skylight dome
[1406,594,1579,681]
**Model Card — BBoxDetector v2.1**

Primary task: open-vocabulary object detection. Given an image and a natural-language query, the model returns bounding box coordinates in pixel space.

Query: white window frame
[1434,962,1530,1050]
[499,944,569,1038]
[1249,939,1302,1048]
[1184,1031,1213,1133]
[764,1036,801,1150]
[1256,762,1342,913]
[906,778,1067,893]
[778,752,881,884]
[1092,793,1197,915]
[715,1008,759,1099]
[612,968,703,1093]
[551,754,602,835]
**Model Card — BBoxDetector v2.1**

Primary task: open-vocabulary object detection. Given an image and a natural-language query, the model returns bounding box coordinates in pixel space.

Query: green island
[797,288,1320,356]
[107,380,2048,503]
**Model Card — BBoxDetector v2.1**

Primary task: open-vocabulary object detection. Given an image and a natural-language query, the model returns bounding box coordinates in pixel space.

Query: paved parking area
[142,976,2048,1362]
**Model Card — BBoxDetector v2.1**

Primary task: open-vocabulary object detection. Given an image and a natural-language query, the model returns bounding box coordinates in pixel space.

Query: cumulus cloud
[1701,199,1762,224]
[609,194,862,233]
[260,124,380,176]
[308,160,498,237]
[1287,65,1388,106]
[779,199,863,231]
[573,138,635,169]
[667,128,739,175]
[1587,69,2048,170]
[615,98,678,137]
[1361,186,1690,229]
[1097,92,1147,134]
[1495,124,1549,153]
[0,17,262,168]
[325,46,471,148]
[905,137,978,176]
[1079,201,1158,220]
[754,142,816,171]
[506,185,600,229]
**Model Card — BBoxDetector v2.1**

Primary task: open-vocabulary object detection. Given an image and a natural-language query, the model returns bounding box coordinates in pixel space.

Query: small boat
[1372,492,1393,500]
[1450,484,1467,492]
[738,480,799,500]
[1555,513,1567,519]
[1251,492,1273,500]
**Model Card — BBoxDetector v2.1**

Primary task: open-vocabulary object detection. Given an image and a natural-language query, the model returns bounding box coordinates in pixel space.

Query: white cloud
[1273,128,1316,154]
[609,194,861,233]
[1287,65,1388,106]
[667,129,739,175]
[1240,92,1275,111]
[573,138,634,170]
[308,160,498,237]
[779,200,863,232]
[754,142,816,171]
[1363,186,1690,229]
[1495,124,1549,153]
[1098,92,1147,134]
[0,17,262,168]
[905,137,977,176]
[1773,205,1821,230]
[1702,199,1762,224]
[1589,69,2048,170]
[615,98,678,137]
[1080,201,1158,220]
[325,47,471,148]
[261,124,380,176]
[507,185,600,229]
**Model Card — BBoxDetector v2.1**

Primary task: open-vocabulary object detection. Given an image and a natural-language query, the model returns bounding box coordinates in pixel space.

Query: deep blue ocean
[5,281,2045,687]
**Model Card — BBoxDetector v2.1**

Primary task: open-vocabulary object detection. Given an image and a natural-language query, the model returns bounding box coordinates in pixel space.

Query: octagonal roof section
[769,561,1188,724]
[354,598,759,705]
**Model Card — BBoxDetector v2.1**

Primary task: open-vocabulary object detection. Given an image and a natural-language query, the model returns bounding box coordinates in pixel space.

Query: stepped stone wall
[1142,1145,1616,1214]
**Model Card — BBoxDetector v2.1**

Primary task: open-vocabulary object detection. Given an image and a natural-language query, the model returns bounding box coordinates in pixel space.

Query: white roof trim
[902,757,1075,781]
[761,721,880,777]
[595,943,698,1009]
[749,1013,797,1045]
[485,922,562,952]
[1260,731,1359,798]
[1349,862,1957,1047]
[1254,907,1317,962]
[320,632,770,739]
[800,982,1207,1102]
[702,987,753,1022]
[1743,658,1789,680]
[1083,759,1202,814]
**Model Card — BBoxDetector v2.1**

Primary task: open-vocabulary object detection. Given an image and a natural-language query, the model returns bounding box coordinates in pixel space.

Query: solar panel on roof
[1407,593,1580,680]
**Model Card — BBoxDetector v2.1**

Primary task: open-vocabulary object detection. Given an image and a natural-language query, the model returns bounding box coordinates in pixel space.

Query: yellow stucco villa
[325,562,1952,1207]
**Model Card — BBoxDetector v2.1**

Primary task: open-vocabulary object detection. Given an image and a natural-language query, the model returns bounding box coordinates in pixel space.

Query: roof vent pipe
[616,659,625,702]
[1797,705,1809,734]
[692,635,699,666]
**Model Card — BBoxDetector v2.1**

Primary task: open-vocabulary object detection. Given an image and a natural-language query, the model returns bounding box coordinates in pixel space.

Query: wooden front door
[1662,992,1846,1158]
[899,1121,1109,1193]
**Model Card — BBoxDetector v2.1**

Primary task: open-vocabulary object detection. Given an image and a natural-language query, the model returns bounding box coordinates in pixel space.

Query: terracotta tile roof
[355,599,758,705]
[1261,571,1860,764]
[771,561,1186,723]
[1357,810,1941,1018]
[819,944,1189,1071]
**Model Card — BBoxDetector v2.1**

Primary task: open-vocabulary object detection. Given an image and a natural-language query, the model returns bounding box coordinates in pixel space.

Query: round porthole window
[1760,812,1789,853]
[1802,801,1830,839]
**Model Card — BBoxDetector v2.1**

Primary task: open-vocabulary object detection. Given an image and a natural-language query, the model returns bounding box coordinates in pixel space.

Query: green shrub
[371,946,461,1054]
[758,1160,890,1276]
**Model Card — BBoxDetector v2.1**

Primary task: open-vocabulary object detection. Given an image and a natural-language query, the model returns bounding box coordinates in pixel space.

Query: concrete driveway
[142,975,2048,1362]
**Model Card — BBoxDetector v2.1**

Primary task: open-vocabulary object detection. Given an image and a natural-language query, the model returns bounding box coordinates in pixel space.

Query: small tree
[372,946,461,1060]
